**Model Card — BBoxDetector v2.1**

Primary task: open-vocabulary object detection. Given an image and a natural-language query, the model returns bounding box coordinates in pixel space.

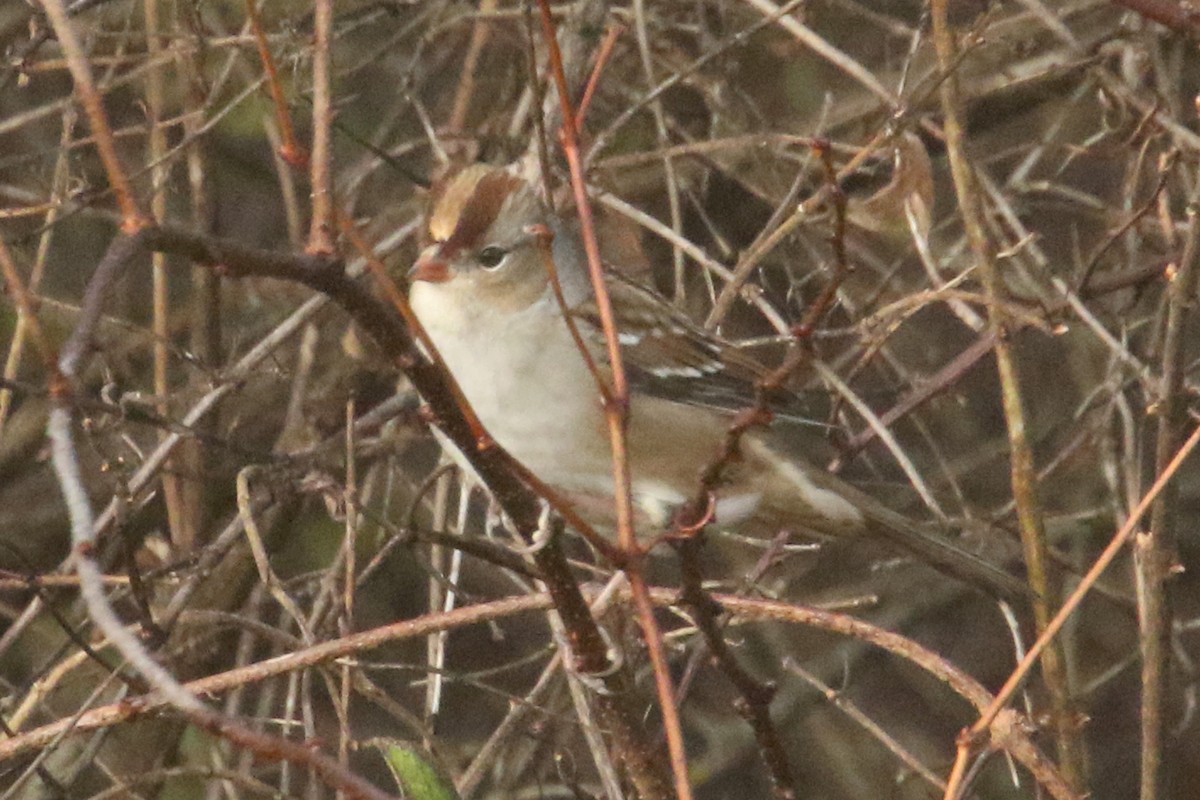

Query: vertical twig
[0,239,57,373]
[180,30,221,542]
[0,108,76,436]
[339,398,358,800]
[448,0,498,131]
[630,0,686,299]
[144,0,191,552]
[36,0,148,231]
[244,0,307,166]
[928,0,1085,790]
[308,0,335,254]
[1139,190,1200,800]
[536,4,692,797]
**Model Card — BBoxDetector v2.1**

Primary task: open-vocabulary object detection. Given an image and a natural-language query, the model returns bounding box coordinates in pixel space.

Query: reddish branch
[676,138,852,531]
[675,538,797,800]
[243,0,307,167]
[57,221,672,799]
[0,587,1078,799]
[659,138,855,800]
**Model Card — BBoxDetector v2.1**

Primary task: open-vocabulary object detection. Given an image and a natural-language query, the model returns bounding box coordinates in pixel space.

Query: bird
[406,164,1026,601]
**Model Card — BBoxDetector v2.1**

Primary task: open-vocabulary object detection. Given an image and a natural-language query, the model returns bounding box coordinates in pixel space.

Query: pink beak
[409,249,452,283]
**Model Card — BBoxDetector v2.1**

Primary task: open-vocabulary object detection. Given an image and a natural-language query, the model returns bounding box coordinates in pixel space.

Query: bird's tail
[749,438,1028,603]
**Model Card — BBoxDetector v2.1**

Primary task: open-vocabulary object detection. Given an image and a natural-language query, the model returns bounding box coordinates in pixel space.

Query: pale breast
[411,285,613,489]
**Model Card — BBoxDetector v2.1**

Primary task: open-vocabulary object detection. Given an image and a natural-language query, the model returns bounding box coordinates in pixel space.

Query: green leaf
[372,739,460,800]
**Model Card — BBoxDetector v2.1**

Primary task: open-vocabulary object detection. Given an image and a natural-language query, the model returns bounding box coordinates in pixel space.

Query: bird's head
[409,165,585,316]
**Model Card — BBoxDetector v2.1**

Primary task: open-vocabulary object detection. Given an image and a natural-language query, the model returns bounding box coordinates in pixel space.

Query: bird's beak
[409,247,453,284]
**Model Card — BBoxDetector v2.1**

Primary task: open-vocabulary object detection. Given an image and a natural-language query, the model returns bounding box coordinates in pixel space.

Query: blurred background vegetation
[1,0,1199,798]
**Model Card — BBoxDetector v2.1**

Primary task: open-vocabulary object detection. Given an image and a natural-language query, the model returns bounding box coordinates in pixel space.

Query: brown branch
[35,0,148,230]
[307,0,335,255]
[0,593,555,762]
[537,4,681,796]
[575,22,624,131]
[1138,192,1200,800]
[676,539,796,800]
[929,1,1084,790]
[945,421,1200,799]
[244,0,307,167]
[1,587,1078,800]
[54,219,669,799]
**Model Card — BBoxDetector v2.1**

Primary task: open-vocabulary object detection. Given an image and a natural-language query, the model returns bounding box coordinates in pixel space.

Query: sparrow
[407,164,1026,600]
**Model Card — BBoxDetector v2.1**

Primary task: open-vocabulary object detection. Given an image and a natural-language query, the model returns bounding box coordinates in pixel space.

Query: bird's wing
[568,272,783,414]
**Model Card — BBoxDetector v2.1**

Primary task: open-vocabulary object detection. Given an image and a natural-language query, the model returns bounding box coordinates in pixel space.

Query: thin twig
[307,0,335,254]
[244,0,307,166]
[448,0,498,131]
[1138,191,1200,800]
[676,539,796,799]
[945,421,1200,799]
[784,658,947,792]
[537,4,683,796]
[929,0,1083,789]
[35,0,148,230]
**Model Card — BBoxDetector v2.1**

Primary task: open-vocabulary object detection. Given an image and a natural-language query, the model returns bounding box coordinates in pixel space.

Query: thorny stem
[929,0,1085,791]
[537,5,687,798]
[1139,196,1200,800]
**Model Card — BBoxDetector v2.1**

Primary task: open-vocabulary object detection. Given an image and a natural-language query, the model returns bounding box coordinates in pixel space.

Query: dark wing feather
[570,273,799,415]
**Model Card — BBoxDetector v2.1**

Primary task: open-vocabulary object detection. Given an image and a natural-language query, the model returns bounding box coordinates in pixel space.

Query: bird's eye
[476,246,508,270]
